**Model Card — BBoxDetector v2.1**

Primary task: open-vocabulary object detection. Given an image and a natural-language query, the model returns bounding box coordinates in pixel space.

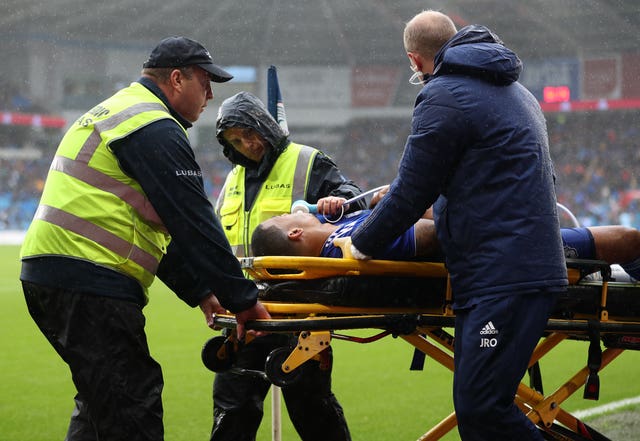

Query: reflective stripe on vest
[292,145,316,201]
[50,156,164,229]
[75,102,168,162]
[216,144,316,216]
[34,205,158,274]
[21,83,177,290]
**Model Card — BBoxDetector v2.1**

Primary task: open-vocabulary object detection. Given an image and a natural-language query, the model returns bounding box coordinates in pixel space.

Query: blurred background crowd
[1,76,638,230]
[2,0,639,232]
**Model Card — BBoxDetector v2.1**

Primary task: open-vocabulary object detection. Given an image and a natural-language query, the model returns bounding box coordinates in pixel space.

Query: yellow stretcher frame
[209,254,640,441]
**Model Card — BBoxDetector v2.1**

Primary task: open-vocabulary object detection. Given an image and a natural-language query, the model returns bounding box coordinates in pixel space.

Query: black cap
[143,36,233,83]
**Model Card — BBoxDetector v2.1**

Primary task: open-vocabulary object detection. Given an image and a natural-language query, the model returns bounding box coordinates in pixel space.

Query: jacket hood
[216,91,289,168]
[432,24,522,85]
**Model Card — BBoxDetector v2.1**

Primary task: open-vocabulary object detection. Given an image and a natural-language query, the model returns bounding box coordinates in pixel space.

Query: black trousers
[22,281,164,441]
[210,334,351,441]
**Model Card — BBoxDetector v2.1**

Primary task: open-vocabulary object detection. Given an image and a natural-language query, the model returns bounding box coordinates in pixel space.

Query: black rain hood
[216,91,290,169]
[431,24,522,86]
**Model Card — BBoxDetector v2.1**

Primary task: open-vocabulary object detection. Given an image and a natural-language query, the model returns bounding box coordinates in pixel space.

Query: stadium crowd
[0,108,638,231]
[547,111,639,228]
[329,110,640,230]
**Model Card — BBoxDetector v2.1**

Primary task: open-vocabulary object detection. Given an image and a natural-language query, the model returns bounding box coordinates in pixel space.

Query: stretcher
[203,245,640,441]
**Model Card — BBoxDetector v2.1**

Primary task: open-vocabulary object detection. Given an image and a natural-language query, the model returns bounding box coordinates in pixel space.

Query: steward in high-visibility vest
[21,82,173,293]
[19,36,266,441]
[215,91,366,258]
[211,91,364,441]
[21,76,257,312]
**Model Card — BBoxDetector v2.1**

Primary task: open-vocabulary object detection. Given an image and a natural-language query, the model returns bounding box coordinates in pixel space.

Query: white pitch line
[572,396,640,419]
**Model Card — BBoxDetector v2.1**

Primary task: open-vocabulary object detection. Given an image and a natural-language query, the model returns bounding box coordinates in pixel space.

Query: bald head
[404,10,457,61]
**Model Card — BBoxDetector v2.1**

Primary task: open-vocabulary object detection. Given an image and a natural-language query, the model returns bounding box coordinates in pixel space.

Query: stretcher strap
[583,319,602,400]
[410,336,426,371]
[528,362,544,395]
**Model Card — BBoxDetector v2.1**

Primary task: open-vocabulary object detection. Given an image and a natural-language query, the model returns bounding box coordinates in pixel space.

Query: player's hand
[316,196,348,217]
[369,185,390,208]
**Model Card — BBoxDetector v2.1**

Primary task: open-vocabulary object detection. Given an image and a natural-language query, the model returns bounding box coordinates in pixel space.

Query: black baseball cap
[143,36,233,83]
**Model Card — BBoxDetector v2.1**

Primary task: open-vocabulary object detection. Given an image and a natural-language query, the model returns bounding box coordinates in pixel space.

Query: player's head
[251,212,321,257]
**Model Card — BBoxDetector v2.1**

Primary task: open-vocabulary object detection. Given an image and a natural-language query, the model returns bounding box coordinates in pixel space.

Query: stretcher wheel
[201,336,234,373]
[265,347,303,387]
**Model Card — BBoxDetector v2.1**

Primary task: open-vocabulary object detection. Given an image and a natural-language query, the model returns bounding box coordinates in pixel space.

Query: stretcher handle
[332,237,354,258]
[241,255,449,280]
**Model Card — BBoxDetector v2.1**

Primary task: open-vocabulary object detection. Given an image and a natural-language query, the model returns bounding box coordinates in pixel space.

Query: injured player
[251,209,640,281]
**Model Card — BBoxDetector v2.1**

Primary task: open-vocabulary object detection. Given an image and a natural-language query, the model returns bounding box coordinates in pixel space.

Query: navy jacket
[352,25,568,302]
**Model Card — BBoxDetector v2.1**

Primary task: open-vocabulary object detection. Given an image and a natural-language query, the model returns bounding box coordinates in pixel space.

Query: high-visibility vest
[21,82,178,293]
[217,142,317,257]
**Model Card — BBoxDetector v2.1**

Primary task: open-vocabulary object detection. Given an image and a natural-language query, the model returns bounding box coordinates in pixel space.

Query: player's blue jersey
[561,227,595,259]
[318,212,595,261]
[319,210,416,259]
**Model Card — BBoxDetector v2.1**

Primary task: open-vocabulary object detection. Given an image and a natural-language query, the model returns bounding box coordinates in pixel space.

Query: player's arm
[413,218,441,257]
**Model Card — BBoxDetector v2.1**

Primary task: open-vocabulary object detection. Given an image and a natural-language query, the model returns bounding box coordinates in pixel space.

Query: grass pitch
[2,245,639,440]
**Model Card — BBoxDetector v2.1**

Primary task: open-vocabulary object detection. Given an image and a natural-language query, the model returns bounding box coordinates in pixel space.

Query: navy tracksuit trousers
[453,290,559,441]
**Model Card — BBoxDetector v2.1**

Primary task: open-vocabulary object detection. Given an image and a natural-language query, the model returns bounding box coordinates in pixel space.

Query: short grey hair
[404,10,457,59]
